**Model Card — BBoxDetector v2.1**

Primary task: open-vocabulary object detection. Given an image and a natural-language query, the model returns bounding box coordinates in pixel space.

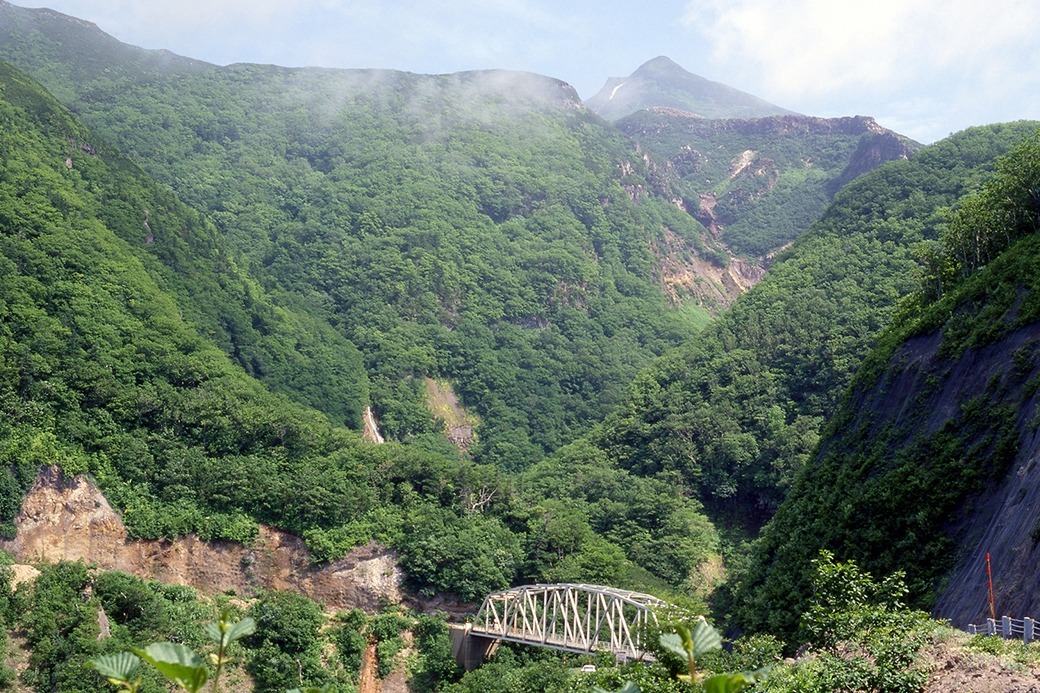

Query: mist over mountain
[586,56,799,123]
[0,0,733,468]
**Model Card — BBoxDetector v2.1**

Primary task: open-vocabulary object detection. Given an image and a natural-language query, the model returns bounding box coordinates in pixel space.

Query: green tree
[245,591,331,692]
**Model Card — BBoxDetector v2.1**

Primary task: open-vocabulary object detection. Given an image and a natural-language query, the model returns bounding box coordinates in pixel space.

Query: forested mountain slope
[587,122,1040,528]
[0,58,364,541]
[0,59,721,605]
[0,0,727,466]
[0,21,370,433]
[735,131,1040,638]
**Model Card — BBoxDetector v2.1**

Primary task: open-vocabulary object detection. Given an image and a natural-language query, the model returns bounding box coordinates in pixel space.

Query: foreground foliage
[90,610,256,692]
[14,561,463,693]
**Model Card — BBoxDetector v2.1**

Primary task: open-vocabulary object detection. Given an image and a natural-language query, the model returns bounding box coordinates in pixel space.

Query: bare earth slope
[833,321,1040,628]
[1,467,406,612]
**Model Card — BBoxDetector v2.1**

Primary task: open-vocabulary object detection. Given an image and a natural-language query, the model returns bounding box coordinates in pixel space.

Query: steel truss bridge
[466,583,667,661]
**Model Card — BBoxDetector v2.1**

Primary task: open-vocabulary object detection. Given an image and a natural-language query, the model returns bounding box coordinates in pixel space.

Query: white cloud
[681,0,1040,100]
[676,0,1040,140]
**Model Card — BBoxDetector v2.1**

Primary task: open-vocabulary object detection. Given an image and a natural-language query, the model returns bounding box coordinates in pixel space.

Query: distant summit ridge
[586,56,798,122]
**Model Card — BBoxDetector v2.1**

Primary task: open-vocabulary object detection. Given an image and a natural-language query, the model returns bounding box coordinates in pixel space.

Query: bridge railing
[966,616,1039,643]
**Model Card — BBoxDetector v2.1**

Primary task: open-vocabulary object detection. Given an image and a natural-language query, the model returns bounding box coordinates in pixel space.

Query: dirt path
[923,642,1040,692]
[358,641,379,693]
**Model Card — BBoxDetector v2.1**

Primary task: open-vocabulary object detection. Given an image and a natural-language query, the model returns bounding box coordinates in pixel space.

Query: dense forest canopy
[0,4,726,466]
[0,59,724,609]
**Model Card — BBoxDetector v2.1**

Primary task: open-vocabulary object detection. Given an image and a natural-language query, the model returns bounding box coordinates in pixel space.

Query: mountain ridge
[586,56,799,123]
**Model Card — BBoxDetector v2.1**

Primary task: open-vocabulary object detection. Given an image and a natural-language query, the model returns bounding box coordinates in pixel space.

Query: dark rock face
[837,324,1040,628]
[833,131,916,192]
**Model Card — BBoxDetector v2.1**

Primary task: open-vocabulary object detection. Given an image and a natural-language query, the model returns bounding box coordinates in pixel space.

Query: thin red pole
[986,552,996,621]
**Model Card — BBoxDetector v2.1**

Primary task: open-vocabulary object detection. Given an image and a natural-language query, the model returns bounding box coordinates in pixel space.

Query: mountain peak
[586,57,798,122]
[635,55,685,73]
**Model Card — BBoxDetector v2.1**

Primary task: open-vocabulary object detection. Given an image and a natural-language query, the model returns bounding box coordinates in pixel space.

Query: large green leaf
[204,615,257,647]
[134,642,208,692]
[224,616,256,643]
[659,632,689,659]
[702,667,770,693]
[659,618,723,660]
[689,618,723,657]
[702,673,754,693]
[89,652,141,682]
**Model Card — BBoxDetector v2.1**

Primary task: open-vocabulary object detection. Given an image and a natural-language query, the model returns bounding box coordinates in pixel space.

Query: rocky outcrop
[625,113,891,139]
[832,131,915,192]
[652,224,765,310]
[1,468,404,612]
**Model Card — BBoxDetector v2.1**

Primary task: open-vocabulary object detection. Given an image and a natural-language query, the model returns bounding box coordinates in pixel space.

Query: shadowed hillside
[735,130,1040,638]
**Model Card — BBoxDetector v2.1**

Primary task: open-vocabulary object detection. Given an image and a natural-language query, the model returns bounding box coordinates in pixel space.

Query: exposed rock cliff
[832,130,916,192]
[2,467,407,612]
[651,223,765,309]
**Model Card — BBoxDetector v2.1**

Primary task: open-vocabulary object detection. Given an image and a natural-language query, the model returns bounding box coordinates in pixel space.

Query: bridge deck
[467,624,655,660]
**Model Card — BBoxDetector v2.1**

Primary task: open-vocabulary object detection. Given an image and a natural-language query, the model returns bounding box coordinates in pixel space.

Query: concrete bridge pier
[449,623,500,671]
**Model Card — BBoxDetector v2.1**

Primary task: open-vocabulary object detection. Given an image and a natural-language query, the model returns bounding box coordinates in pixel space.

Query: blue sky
[12,0,1040,143]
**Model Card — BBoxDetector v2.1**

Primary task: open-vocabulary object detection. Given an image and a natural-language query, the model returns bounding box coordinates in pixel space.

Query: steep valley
[2,1,1040,690]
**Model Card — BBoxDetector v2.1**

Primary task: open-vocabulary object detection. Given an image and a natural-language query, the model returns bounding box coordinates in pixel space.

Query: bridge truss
[469,583,666,660]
